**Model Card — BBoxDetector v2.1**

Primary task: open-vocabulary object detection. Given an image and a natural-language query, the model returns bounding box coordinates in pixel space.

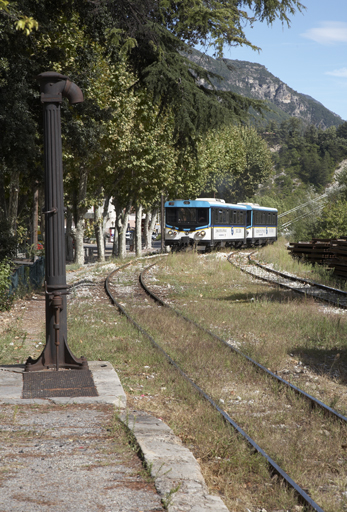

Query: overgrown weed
[259,237,347,289]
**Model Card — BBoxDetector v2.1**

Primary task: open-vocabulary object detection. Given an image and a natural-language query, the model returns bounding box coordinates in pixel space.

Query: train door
[211,208,216,242]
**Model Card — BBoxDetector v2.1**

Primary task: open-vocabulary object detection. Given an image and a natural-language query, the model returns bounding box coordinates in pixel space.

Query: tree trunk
[8,171,20,236]
[149,208,158,248]
[32,187,39,261]
[112,220,119,257]
[161,193,165,253]
[103,195,111,235]
[144,208,158,249]
[135,204,142,257]
[94,203,105,262]
[143,211,150,250]
[117,200,132,259]
[73,168,88,265]
[75,216,85,265]
[118,210,127,260]
[65,208,74,262]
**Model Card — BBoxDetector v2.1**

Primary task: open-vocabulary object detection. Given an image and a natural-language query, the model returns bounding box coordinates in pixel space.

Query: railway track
[104,257,347,512]
[229,251,347,309]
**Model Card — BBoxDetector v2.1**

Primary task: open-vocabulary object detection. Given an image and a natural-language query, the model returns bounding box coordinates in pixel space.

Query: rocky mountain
[187,49,344,128]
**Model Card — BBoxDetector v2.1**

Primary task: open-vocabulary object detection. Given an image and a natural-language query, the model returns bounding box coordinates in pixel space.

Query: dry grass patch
[258,237,347,290]
[65,262,300,511]
[149,252,347,412]
[133,251,347,510]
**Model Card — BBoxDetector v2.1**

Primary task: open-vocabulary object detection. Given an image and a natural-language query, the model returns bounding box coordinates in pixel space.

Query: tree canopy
[1,0,305,147]
[103,0,305,144]
[198,124,273,202]
[0,0,306,253]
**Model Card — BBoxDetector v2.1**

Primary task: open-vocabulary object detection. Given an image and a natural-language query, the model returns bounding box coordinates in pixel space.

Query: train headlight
[167,230,177,237]
[200,231,206,237]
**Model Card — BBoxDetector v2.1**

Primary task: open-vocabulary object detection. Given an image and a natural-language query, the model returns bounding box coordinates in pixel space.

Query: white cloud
[326,68,347,78]
[301,22,347,45]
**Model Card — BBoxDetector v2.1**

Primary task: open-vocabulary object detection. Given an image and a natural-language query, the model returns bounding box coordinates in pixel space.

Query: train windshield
[166,207,209,228]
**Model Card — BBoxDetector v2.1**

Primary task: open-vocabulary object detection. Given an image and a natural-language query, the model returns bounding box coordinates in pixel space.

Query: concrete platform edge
[120,410,229,512]
[0,361,228,511]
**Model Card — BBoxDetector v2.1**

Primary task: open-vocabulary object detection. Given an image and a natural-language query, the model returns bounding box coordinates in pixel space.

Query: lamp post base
[24,341,88,372]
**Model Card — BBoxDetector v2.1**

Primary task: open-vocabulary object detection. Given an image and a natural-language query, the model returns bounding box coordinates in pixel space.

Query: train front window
[177,208,196,223]
[166,207,209,227]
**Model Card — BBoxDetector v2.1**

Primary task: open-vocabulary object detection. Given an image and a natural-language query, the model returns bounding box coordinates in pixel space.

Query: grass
[0,317,35,365]
[3,250,347,511]
[65,255,347,511]
[258,236,347,290]
[65,262,298,511]
[137,250,347,511]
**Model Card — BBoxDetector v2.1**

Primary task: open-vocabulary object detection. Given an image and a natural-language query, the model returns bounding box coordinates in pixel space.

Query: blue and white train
[165,198,277,251]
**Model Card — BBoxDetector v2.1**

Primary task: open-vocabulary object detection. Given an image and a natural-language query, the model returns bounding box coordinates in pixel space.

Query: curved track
[229,251,347,309]
[104,258,338,512]
[140,263,347,424]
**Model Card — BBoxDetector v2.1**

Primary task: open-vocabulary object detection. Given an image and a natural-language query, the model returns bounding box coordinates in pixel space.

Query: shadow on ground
[291,346,347,386]
[215,287,301,305]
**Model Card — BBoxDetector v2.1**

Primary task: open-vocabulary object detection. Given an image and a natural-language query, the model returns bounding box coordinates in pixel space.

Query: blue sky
[203,1,347,122]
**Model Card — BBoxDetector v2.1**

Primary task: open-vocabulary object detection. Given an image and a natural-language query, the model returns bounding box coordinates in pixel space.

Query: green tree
[337,121,347,140]
[197,124,272,202]
[317,199,347,239]
[0,0,305,259]
[106,0,305,145]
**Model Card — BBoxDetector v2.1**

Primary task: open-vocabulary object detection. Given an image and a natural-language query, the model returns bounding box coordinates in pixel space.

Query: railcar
[165,198,247,251]
[239,203,278,246]
[164,198,277,251]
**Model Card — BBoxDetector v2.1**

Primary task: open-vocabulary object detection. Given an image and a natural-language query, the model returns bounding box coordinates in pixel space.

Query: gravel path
[0,404,164,512]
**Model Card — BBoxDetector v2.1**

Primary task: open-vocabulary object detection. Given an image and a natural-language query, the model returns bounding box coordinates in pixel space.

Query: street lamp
[25,72,87,372]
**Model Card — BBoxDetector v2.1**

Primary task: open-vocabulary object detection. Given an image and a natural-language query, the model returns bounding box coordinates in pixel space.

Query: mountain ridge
[187,49,344,128]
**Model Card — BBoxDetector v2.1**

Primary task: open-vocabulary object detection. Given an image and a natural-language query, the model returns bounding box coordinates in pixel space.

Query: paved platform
[0,362,228,512]
[0,361,126,406]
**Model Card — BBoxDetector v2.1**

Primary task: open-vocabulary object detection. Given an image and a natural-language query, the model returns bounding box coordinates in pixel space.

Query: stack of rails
[287,237,347,279]
[329,238,347,279]
[287,239,334,264]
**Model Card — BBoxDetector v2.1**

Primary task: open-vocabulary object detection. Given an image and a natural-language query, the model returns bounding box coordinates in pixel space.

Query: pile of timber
[287,238,347,279]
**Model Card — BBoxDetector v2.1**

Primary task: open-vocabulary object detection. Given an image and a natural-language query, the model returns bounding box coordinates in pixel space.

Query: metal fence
[9,257,45,295]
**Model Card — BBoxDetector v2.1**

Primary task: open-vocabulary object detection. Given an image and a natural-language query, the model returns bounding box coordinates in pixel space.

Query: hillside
[187,49,344,129]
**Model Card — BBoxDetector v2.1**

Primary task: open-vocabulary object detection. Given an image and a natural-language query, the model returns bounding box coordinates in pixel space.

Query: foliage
[0,258,13,311]
[314,169,347,240]
[264,118,347,190]
[250,117,347,243]
[197,124,273,202]
[337,122,347,140]
[0,0,305,258]
[0,218,17,262]
[316,199,347,240]
[0,0,38,34]
[106,0,304,146]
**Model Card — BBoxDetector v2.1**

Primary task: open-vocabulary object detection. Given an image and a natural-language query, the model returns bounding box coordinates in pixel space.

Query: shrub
[0,220,17,262]
[0,259,14,311]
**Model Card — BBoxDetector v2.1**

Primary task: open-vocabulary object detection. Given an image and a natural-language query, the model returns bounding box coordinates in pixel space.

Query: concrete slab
[0,360,126,407]
[121,410,229,512]
[0,361,228,511]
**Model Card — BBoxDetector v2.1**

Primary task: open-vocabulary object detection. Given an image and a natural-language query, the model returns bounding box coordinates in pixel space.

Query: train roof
[238,203,278,212]
[165,199,247,209]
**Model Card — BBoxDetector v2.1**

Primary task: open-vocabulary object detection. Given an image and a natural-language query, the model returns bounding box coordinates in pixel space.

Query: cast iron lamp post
[25,72,87,372]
